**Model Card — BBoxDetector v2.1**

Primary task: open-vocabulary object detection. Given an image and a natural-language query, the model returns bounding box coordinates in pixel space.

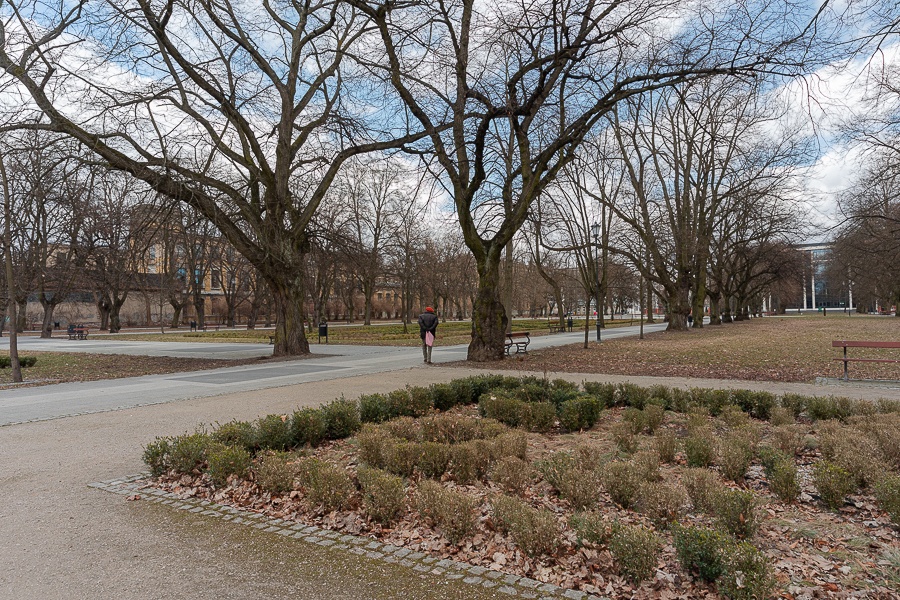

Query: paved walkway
[0,322,668,426]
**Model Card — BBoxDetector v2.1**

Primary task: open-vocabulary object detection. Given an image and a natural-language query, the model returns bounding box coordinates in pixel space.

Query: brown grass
[484,315,900,383]
[0,351,259,388]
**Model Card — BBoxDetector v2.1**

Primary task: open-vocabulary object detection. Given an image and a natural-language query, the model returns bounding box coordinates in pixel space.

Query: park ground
[1,314,899,599]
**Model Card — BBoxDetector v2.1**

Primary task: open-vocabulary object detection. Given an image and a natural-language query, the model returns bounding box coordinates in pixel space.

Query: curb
[90,474,607,600]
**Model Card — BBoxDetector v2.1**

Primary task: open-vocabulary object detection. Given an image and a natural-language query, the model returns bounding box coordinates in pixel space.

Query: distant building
[792,243,853,311]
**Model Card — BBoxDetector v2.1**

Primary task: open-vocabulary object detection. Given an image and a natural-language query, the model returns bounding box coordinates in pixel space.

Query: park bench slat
[833,339,900,380]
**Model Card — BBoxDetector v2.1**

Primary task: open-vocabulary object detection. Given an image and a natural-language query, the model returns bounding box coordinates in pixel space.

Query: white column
[803,280,807,310]
[848,285,853,311]
[811,272,816,310]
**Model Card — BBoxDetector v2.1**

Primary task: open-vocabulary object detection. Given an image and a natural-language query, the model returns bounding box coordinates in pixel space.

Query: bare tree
[0,0,431,355]
[352,0,829,359]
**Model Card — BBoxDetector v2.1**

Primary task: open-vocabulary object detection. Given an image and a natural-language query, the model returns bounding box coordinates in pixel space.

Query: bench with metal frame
[832,340,900,380]
[505,332,531,355]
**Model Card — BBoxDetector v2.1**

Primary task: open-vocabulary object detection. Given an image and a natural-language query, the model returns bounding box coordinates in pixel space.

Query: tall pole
[639,271,644,340]
[0,152,22,383]
[591,223,601,343]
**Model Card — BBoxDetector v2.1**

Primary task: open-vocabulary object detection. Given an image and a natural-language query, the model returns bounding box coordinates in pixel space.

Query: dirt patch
[455,316,900,383]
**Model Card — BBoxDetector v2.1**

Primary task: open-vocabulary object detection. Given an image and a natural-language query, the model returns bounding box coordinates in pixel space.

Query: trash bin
[318,321,328,344]
[567,316,573,332]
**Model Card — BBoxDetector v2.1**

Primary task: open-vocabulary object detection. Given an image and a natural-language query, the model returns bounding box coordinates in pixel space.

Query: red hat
[426,307,435,313]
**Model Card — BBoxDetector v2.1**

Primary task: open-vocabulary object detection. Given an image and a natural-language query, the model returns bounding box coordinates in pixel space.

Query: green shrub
[617,383,649,409]
[255,451,296,494]
[448,378,477,405]
[769,406,795,426]
[601,461,643,509]
[569,511,610,545]
[211,420,255,452]
[672,524,730,582]
[416,479,477,544]
[491,456,532,494]
[559,395,602,431]
[874,475,900,524]
[691,388,731,416]
[321,398,361,439]
[451,440,493,483]
[718,434,754,483]
[714,489,760,539]
[0,356,37,368]
[429,383,458,411]
[417,441,452,478]
[386,387,431,419]
[719,542,774,600]
[358,467,406,524]
[357,424,392,469]
[808,396,854,422]
[719,404,750,429]
[684,430,715,468]
[492,495,561,557]
[291,408,326,448]
[683,468,723,514]
[254,414,294,451]
[779,393,809,418]
[654,429,678,463]
[583,381,616,407]
[813,461,855,510]
[768,459,800,504]
[647,385,672,407]
[359,393,390,424]
[669,387,692,413]
[169,432,214,474]
[622,407,647,434]
[206,443,251,487]
[731,389,775,420]
[631,450,661,482]
[384,439,421,477]
[612,422,639,454]
[643,404,666,433]
[525,401,556,433]
[143,437,172,476]
[818,421,886,488]
[479,392,527,427]
[296,457,355,511]
[757,445,789,478]
[636,482,687,528]
[608,523,660,584]
[537,452,602,509]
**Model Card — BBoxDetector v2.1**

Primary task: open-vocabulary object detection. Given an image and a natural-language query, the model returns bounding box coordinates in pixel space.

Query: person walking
[418,306,438,364]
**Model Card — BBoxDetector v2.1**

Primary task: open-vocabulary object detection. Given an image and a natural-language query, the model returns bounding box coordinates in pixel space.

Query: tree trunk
[691,287,705,329]
[708,293,722,325]
[267,273,310,356]
[467,252,507,361]
[96,296,111,331]
[502,239,514,334]
[16,298,26,332]
[363,291,372,326]
[40,300,56,338]
[194,296,206,329]
[666,283,691,331]
[109,295,127,333]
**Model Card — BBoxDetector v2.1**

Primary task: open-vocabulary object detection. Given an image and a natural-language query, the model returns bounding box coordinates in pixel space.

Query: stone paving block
[365,541,382,550]
[563,590,585,600]
[520,592,538,599]
[304,536,319,543]
[431,567,445,575]
[276,529,293,537]
[252,522,268,529]
[413,564,430,573]
[518,578,540,589]
[407,552,426,561]
[382,555,398,564]
[400,559,414,568]
[393,547,411,558]
[365,551,384,560]
[436,559,453,568]
[468,565,488,576]
[498,586,517,595]
[423,556,438,564]
[486,570,503,580]
[446,572,463,580]
[463,576,483,585]
[503,574,520,585]
[539,583,562,594]
[315,539,335,547]
[481,580,498,589]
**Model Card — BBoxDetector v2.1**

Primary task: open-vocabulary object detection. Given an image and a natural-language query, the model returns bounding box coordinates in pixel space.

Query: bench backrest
[508,332,530,339]
[833,340,900,349]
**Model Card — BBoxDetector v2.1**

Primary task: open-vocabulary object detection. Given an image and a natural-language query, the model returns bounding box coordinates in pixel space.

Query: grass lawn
[487,315,900,383]
[93,318,638,347]
[0,351,260,388]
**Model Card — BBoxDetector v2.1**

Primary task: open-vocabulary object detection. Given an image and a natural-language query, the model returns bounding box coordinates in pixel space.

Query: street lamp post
[591,222,601,342]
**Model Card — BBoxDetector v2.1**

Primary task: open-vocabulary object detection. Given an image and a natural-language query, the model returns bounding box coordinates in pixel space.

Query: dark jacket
[418,311,438,340]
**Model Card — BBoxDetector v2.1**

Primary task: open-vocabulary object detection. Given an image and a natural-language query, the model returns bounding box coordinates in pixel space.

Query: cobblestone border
[90,474,607,600]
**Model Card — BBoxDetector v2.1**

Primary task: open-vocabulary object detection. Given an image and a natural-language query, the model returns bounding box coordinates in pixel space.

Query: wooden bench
[67,326,89,340]
[268,335,275,345]
[548,324,562,334]
[832,340,900,380]
[505,332,531,355]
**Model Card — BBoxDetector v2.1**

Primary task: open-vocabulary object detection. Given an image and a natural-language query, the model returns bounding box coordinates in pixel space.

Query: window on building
[211,269,222,289]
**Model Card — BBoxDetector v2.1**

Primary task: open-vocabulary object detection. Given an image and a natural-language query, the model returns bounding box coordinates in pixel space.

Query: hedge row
[0,356,37,368]
[144,374,899,478]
